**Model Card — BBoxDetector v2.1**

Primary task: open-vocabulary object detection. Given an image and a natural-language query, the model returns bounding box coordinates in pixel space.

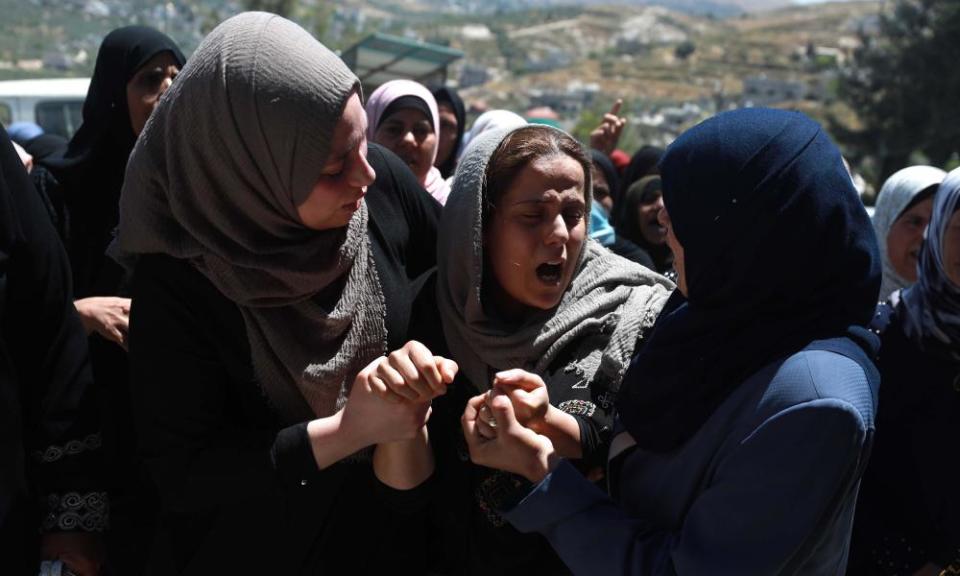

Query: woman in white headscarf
[850,168,960,575]
[872,166,946,300]
[117,13,449,573]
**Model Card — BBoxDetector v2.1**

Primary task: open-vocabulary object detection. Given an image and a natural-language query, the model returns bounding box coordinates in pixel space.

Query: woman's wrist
[307,411,365,469]
[373,426,434,490]
[534,405,583,459]
[524,441,561,483]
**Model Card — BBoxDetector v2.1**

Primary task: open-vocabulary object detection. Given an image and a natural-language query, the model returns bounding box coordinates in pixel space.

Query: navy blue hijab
[617,108,880,452]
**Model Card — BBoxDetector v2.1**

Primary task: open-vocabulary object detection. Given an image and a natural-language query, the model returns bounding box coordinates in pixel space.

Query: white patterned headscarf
[899,167,960,361]
[873,166,946,300]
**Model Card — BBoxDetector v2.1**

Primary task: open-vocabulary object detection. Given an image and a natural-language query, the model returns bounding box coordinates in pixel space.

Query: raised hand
[589,99,626,155]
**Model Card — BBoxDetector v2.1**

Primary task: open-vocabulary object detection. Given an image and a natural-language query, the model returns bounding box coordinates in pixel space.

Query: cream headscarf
[117,12,387,423]
[437,125,673,392]
[873,165,946,301]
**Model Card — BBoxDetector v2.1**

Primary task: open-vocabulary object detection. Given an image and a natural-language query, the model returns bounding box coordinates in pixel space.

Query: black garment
[31,29,185,574]
[40,26,185,298]
[589,149,621,208]
[0,130,102,573]
[849,302,960,575]
[20,134,68,163]
[613,144,663,225]
[615,176,673,273]
[608,235,655,270]
[414,274,617,576]
[128,146,440,574]
[431,86,466,179]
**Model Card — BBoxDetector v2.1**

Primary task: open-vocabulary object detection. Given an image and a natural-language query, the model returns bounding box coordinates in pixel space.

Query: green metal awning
[340,33,463,91]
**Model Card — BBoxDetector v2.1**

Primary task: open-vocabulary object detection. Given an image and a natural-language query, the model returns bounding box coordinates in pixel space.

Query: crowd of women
[0,11,957,576]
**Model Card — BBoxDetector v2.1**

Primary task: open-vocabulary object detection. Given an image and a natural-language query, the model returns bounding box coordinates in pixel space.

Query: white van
[0,78,89,139]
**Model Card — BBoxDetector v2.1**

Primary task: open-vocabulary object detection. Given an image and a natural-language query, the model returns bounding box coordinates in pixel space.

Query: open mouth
[536,261,564,284]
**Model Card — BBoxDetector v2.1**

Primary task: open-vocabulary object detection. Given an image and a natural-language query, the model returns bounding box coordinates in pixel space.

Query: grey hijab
[117,12,386,422]
[437,126,673,392]
[872,165,946,301]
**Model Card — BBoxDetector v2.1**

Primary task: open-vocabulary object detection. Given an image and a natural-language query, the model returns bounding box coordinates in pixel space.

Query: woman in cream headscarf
[873,166,946,300]
[117,12,451,573]
[374,124,673,573]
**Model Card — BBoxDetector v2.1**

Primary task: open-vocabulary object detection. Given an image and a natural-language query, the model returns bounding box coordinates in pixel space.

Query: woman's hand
[589,99,626,155]
[74,297,131,350]
[309,347,456,470]
[368,340,458,404]
[41,532,103,576]
[482,369,583,459]
[341,360,434,448]
[462,389,559,483]
[490,369,550,431]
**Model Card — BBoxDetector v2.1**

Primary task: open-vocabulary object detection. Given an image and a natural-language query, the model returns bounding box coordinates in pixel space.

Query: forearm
[306,412,365,470]
[533,406,582,459]
[373,427,434,490]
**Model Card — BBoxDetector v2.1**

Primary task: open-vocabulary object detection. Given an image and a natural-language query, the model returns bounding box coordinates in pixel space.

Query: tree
[832,0,960,182]
[674,40,696,61]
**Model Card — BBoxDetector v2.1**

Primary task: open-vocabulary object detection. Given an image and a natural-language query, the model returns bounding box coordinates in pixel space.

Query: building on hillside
[741,75,807,106]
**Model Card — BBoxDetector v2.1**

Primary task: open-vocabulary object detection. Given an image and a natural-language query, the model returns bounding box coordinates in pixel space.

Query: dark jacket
[128,146,441,574]
[849,302,960,575]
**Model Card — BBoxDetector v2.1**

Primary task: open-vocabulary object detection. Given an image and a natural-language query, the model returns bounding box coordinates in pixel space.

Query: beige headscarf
[437,125,673,392]
[117,12,387,423]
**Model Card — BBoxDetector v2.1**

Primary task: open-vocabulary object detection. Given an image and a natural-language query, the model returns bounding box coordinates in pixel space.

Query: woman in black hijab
[39,26,185,300]
[31,26,185,574]
[613,144,663,226]
[590,149,656,269]
[618,175,673,273]
[432,86,466,179]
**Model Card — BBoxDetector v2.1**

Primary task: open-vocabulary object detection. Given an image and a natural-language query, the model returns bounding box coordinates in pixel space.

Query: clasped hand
[461,369,560,483]
[341,340,457,447]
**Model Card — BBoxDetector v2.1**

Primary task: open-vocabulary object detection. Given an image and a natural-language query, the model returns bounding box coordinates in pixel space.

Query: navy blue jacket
[504,337,878,575]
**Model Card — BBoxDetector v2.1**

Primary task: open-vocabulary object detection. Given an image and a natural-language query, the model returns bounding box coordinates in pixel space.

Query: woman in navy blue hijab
[460,108,882,575]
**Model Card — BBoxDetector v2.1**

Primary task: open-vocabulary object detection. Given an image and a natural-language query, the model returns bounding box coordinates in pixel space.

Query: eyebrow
[510,197,585,207]
[325,130,364,165]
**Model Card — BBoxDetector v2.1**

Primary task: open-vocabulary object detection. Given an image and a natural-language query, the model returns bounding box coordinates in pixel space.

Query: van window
[36,100,83,139]
[0,103,10,126]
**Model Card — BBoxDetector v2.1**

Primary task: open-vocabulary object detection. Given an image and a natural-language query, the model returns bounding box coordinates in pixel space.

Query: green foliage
[833,0,960,181]
[674,40,696,60]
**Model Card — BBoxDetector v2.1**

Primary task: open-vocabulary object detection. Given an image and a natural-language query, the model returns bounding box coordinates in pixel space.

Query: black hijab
[617,175,673,273]
[617,108,880,452]
[432,86,466,178]
[22,134,67,163]
[42,26,185,297]
[615,145,663,223]
[590,149,621,208]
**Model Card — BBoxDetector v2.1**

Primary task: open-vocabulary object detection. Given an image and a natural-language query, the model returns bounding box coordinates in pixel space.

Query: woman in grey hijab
[372,124,673,574]
[872,165,946,300]
[116,12,447,574]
